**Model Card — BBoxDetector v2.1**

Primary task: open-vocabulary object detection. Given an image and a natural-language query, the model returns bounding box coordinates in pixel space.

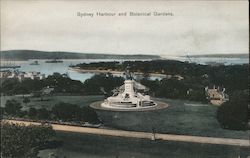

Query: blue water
[1,57,248,82]
[19,59,107,82]
[2,59,146,82]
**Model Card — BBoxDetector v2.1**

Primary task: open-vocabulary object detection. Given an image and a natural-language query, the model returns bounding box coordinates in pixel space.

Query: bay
[1,56,248,82]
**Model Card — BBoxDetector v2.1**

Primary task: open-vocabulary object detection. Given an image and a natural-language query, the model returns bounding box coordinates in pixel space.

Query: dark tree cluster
[0,72,123,96]
[2,99,50,120]
[74,60,248,102]
[75,60,209,76]
[28,107,50,120]
[0,73,85,95]
[4,99,22,116]
[207,65,249,94]
[141,78,207,102]
[75,61,123,71]
[2,99,100,124]
[75,60,248,91]
[217,90,249,130]
[1,122,55,158]
[0,78,43,95]
[52,102,100,123]
[83,73,124,95]
[44,73,84,93]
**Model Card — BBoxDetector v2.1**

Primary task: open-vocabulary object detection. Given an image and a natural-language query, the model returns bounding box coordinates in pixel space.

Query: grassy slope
[1,95,248,139]
[38,132,249,158]
[97,98,249,139]
[0,95,104,110]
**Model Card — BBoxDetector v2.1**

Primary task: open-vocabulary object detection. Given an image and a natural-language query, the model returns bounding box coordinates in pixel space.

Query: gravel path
[4,119,249,147]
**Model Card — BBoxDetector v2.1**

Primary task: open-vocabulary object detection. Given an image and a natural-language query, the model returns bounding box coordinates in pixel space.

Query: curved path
[3,119,249,147]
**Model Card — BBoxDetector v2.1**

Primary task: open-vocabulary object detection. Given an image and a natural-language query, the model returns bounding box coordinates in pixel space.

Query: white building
[0,70,45,81]
[205,85,229,105]
[18,71,45,81]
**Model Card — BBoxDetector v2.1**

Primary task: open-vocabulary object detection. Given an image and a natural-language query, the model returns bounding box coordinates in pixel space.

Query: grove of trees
[217,90,249,130]
[83,73,124,95]
[4,99,22,116]
[1,122,55,158]
[2,99,101,124]
[0,73,84,95]
[75,60,248,95]
[52,102,100,123]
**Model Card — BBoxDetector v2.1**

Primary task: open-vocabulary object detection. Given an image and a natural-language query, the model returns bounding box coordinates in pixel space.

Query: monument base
[90,100,169,112]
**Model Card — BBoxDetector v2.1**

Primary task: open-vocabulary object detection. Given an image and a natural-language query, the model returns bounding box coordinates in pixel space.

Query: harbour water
[163,56,249,65]
[1,56,248,82]
[1,59,121,82]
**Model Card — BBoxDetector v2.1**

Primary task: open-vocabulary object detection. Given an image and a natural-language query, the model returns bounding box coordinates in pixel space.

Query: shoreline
[69,67,167,77]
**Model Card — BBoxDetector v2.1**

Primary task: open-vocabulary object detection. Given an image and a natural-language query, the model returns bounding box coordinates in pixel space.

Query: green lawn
[0,95,104,110]
[96,98,249,139]
[2,95,249,157]
[1,95,248,139]
[38,132,249,158]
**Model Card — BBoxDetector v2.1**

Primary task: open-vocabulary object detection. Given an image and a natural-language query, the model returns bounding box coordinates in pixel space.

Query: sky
[0,0,249,56]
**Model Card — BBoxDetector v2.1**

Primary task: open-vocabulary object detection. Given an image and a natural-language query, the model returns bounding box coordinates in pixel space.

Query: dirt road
[3,119,249,147]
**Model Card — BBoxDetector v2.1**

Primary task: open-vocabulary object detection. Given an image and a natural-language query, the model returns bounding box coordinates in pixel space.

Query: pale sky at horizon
[0,0,249,56]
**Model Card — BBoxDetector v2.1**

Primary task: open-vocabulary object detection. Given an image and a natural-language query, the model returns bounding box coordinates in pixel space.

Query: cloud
[1,0,248,55]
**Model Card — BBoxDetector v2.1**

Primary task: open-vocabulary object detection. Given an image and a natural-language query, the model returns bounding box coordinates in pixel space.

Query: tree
[51,102,100,123]
[187,89,207,102]
[44,73,84,93]
[23,97,30,105]
[0,107,4,118]
[0,78,20,95]
[5,99,22,116]
[52,102,81,121]
[37,108,50,120]
[81,107,100,123]
[83,74,124,95]
[1,122,55,158]
[28,107,38,119]
[217,90,249,130]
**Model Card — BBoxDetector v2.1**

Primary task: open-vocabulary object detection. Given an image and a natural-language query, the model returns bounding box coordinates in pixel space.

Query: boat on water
[45,59,63,63]
[30,60,39,65]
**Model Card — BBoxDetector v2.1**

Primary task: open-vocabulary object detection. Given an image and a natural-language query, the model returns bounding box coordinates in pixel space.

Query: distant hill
[186,54,248,58]
[0,50,161,60]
